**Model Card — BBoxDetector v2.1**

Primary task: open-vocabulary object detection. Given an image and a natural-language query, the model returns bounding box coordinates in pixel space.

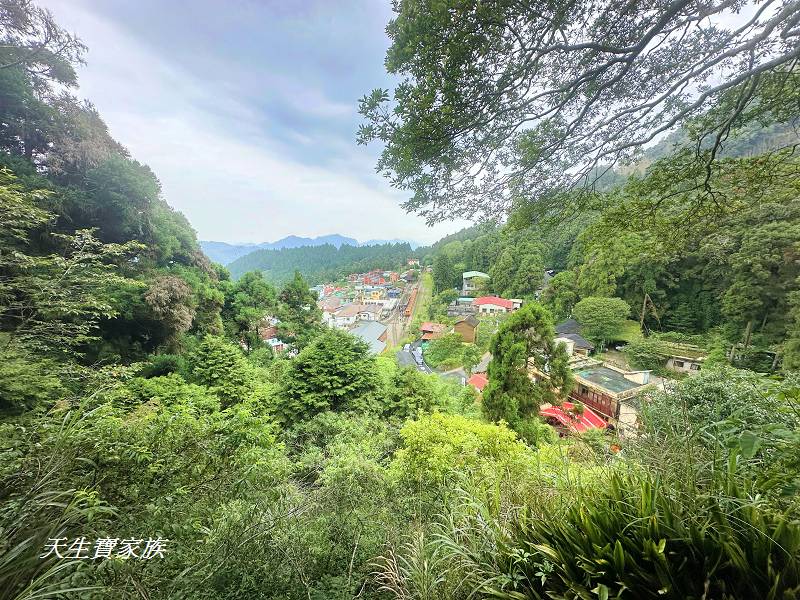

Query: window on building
[674,360,685,368]
[580,386,588,395]
[690,363,700,371]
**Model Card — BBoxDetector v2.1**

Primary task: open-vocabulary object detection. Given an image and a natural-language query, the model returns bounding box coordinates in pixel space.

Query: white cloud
[38,0,469,245]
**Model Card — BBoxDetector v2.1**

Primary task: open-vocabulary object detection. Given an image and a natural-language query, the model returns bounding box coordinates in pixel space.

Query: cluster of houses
[347,269,400,286]
[444,270,709,436]
[312,262,423,356]
[464,316,709,436]
[315,268,413,329]
[420,314,481,344]
[527,320,655,435]
[248,261,422,359]
[447,295,524,317]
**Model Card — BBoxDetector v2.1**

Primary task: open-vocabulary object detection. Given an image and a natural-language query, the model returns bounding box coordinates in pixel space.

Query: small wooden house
[454,315,479,343]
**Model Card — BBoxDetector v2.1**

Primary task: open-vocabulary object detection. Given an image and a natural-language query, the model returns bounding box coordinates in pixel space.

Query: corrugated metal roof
[350,321,388,354]
[559,332,594,349]
[474,296,513,309]
[574,365,642,393]
[467,373,488,391]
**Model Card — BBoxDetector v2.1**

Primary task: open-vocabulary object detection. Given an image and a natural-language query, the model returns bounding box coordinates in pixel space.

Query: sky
[39,0,470,245]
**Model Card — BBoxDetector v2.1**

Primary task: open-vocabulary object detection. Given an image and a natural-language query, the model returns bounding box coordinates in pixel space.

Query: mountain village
[254,262,713,439]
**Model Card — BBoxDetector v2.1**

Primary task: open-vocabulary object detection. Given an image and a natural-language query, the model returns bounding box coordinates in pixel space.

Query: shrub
[640,367,782,441]
[623,337,667,371]
[515,417,558,447]
[191,335,255,407]
[493,471,800,599]
[0,346,65,413]
[390,413,532,492]
[118,373,221,412]
[139,353,186,378]
[410,466,800,600]
[384,366,448,419]
[276,329,380,426]
[424,333,467,369]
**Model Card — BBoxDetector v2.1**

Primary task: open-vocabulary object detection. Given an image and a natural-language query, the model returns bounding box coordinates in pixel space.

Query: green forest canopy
[227,241,414,284]
[358,0,800,224]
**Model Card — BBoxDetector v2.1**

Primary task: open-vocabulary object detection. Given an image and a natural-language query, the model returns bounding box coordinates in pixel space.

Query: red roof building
[362,274,386,285]
[473,296,514,312]
[467,373,488,392]
[539,402,607,433]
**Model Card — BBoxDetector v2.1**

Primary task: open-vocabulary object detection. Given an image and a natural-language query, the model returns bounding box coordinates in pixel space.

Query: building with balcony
[462,271,490,296]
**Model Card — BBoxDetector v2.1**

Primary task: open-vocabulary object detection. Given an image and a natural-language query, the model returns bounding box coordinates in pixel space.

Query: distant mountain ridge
[201,234,419,265]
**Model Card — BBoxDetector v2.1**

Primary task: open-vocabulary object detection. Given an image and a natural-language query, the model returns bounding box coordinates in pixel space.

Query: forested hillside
[1,1,799,600]
[227,241,413,283]
[421,122,800,370]
[201,234,361,266]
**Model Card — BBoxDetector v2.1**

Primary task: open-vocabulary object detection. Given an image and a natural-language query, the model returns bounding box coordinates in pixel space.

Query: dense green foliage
[1,2,799,599]
[227,241,413,284]
[420,143,800,370]
[423,333,481,372]
[359,0,799,223]
[276,329,380,426]
[373,0,800,370]
[373,372,800,600]
[421,223,554,298]
[572,297,632,350]
[483,304,573,439]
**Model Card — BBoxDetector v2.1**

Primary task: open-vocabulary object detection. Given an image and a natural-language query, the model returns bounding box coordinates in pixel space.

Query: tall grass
[0,406,112,600]
[374,462,800,599]
[374,418,800,600]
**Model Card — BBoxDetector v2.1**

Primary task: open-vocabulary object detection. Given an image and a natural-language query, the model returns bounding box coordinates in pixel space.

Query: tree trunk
[743,320,753,349]
[640,294,647,329]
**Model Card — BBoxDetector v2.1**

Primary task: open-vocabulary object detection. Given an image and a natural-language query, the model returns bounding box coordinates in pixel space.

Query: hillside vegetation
[227,241,413,284]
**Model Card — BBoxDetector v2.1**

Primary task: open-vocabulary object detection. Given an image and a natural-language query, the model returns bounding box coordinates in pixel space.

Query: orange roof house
[467,373,488,392]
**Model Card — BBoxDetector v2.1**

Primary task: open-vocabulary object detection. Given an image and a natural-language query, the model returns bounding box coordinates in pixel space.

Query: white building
[473,296,514,314]
[462,271,490,295]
